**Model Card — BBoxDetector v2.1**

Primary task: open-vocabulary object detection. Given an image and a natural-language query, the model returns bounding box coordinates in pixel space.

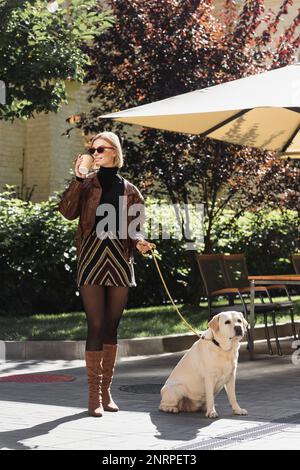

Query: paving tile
[1,354,300,450]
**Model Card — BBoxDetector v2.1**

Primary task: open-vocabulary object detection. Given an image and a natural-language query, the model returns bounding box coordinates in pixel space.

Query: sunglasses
[88,146,115,155]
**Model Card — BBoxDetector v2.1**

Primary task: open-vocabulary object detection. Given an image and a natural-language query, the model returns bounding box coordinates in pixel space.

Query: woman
[58,131,152,417]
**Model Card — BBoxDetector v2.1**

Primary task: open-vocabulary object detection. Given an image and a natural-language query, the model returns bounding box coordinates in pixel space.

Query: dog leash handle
[141,242,156,257]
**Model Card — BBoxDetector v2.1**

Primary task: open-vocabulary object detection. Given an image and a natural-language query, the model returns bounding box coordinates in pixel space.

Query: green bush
[0,185,299,316]
[213,209,299,274]
[0,187,79,316]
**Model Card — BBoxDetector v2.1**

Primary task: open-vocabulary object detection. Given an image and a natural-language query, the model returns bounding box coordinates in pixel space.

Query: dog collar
[201,335,220,348]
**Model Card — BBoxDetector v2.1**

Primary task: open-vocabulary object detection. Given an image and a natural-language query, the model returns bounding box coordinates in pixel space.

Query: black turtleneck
[93,166,124,233]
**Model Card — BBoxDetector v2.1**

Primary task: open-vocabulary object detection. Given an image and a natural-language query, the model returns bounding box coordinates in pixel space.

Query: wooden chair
[196,254,280,355]
[292,254,300,274]
[223,253,296,355]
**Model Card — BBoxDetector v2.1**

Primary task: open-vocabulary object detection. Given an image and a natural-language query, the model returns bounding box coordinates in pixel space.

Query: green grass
[0,297,299,341]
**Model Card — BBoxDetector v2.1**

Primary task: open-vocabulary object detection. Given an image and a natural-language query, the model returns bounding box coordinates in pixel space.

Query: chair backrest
[196,254,229,296]
[223,253,249,288]
[292,254,300,274]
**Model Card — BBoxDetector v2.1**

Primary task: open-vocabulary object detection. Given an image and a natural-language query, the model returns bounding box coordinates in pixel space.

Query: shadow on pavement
[1,352,300,448]
[0,412,87,450]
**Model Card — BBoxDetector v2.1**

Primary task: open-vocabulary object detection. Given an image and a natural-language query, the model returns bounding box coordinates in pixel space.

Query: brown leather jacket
[58,172,145,261]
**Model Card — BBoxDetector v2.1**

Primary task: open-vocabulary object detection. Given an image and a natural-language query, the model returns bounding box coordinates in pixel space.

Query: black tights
[80,285,129,351]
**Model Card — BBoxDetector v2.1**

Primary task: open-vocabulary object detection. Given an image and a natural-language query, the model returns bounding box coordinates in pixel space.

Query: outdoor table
[248,275,300,359]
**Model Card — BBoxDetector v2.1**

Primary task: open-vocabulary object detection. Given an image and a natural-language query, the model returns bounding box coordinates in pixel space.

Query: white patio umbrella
[100,63,300,157]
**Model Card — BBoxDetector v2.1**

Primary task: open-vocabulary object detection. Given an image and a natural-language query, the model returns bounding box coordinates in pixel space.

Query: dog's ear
[208,315,220,333]
[242,315,249,329]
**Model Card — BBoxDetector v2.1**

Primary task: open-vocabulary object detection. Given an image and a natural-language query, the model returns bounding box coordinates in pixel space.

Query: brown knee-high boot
[85,350,104,417]
[102,344,119,412]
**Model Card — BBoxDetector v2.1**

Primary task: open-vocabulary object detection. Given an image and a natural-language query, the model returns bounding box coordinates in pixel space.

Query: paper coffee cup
[79,154,94,175]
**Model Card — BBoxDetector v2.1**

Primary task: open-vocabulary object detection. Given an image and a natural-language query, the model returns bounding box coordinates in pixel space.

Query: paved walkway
[1,349,300,450]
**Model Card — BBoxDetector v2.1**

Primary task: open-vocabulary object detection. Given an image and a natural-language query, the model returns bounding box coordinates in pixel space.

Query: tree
[71,0,300,302]
[0,0,115,120]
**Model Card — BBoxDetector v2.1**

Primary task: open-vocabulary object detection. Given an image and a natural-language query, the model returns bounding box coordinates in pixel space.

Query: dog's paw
[233,407,248,416]
[206,409,218,419]
[159,404,179,413]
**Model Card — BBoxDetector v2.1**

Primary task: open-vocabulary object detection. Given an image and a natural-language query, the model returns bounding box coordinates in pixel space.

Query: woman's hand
[136,239,153,255]
[73,154,87,179]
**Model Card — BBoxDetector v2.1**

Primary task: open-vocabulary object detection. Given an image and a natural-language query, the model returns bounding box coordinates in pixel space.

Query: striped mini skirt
[76,229,137,288]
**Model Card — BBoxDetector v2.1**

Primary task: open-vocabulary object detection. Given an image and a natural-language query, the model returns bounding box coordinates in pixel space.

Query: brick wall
[0,82,92,202]
[0,119,26,195]
[24,113,51,201]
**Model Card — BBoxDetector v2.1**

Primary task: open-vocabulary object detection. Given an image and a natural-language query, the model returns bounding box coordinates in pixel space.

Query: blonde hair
[90,131,124,168]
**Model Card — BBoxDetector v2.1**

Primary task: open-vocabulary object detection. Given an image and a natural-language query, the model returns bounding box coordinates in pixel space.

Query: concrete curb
[2,321,299,360]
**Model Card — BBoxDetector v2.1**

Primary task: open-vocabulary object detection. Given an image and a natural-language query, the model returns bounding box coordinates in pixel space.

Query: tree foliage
[0,0,115,120]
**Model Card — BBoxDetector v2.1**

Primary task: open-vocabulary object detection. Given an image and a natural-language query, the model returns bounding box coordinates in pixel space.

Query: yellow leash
[142,243,201,339]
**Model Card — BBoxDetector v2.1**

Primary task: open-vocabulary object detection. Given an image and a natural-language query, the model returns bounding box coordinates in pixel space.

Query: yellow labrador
[159,311,248,418]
